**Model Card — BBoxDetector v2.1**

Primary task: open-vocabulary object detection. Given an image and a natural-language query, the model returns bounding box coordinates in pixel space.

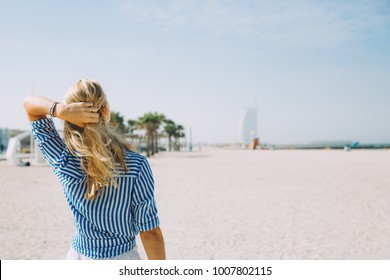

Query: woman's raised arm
[23,95,100,127]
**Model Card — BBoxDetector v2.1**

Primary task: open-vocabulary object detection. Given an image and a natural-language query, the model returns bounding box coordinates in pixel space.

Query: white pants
[66,246,141,260]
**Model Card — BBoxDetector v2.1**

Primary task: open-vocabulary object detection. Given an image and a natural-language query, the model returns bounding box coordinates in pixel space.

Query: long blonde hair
[63,79,133,200]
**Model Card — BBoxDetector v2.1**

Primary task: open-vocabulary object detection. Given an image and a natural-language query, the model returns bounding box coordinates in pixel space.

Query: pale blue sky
[0,0,389,143]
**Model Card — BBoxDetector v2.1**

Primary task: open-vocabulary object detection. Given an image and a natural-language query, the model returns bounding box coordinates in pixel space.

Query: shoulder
[123,150,149,175]
[123,150,146,164]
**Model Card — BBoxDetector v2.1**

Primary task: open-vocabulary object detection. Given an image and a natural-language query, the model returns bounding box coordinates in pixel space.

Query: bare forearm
[140,227,166,260]
[23,95,55,121]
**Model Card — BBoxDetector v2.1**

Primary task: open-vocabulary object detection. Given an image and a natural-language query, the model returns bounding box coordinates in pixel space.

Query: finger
[88,113,100,122]
[88,119,99,123]
[82,118,99,124]
[80,105,98,112]
[75,123,85,128]
[81,102,94,107]
[88,107,99,112]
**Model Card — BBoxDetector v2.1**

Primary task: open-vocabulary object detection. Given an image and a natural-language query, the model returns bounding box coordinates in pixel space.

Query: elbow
[140,226,162,239]
[23,95,42,121]
[23,95,32,111]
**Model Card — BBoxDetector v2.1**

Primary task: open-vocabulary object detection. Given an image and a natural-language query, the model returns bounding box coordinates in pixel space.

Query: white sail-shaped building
[239,107,258,145]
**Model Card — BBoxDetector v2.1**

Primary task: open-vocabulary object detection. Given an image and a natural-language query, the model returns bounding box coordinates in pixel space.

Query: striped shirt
[31,117,160,259]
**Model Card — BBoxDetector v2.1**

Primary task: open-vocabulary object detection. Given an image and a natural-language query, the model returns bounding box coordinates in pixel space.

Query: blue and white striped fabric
[30,117,160,259]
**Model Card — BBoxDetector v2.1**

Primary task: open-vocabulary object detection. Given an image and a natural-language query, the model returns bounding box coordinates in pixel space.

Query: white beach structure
[239,107,258,145]
[5,131,45,165]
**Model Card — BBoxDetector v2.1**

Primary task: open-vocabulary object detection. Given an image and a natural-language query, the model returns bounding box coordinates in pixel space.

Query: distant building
[239,107,258,145]
[0,128,10,153]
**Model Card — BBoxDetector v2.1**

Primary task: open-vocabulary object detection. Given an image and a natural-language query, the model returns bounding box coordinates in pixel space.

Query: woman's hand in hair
[24,95,99,124]
[56,102,100,128]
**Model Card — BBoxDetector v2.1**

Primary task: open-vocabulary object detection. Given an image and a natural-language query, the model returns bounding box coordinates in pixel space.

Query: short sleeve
[31,117,68,169]
[132,157,160,232]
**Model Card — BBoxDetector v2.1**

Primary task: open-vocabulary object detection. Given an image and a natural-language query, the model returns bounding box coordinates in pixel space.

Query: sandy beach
[0,148,389,260]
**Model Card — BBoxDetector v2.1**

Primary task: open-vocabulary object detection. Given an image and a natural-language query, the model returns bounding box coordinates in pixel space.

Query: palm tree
[110,111,127,134]
[164,119,177,151]
[127,119,138,134]
[174,124,185,151]
[137,113,155,157]
[125,119,139,146]
[151,113,165,154]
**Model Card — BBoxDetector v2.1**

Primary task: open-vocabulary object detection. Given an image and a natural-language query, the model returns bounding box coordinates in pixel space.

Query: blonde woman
[23,79,165,260]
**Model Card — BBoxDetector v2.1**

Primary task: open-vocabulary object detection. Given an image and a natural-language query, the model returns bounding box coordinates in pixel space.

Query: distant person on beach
[23,79,165,260]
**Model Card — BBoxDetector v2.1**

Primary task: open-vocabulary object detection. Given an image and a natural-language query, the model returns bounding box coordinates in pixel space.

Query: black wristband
[49,102,59,117]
